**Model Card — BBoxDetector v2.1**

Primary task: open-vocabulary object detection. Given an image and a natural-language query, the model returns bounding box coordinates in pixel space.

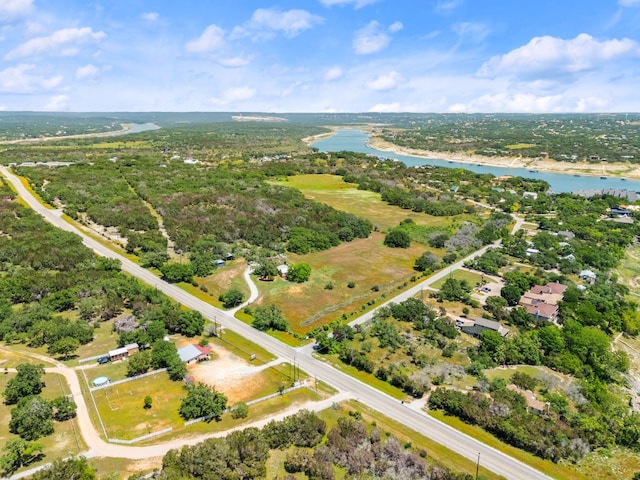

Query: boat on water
[574,174,581,177]
[529,170,539,173]
[622,178,627,181]
[600,176,607,179]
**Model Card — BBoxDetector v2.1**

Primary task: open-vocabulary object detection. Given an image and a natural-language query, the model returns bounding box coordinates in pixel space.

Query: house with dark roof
[459,318,509,338]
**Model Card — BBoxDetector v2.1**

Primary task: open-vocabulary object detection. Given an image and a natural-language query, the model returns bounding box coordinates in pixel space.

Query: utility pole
[475,452,480,480]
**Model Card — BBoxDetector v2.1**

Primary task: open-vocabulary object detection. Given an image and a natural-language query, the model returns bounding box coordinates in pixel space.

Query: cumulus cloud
[185,24,225,53]
[452,22,490,43]
[365,71,403,90]
[320,0,379,8]
[219,56,252,67]
[211,86,256,105]
[232,8,322,39]
[141,12,159,21]
[369,102,403,112]
[353,21,391,54]
[0,0,33,22]
[0,64,63,93]
[449,92,609,113]
[388,21,404,33]
[75,64,99,80]
[5,27,106,59]
[43,94,69,111]
[324,66,343,81]
[479,33,640,79]
[435,0,464,14]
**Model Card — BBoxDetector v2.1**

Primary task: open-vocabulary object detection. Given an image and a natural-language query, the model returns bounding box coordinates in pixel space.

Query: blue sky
[1,0,639,112]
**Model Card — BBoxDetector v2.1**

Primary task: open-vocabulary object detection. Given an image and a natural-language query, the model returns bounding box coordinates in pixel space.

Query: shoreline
[368,136,640,181]
[0,122,160,145]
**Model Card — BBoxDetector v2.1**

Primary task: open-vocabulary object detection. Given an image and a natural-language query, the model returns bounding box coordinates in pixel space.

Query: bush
[219,288,244,308]
[347,281,356,289]
[384,229,411,248]
[231,401,249,419]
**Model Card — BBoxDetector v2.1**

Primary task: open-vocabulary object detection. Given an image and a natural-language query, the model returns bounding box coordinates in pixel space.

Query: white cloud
[388,21,404,33]
[5,27,106,59]
[43,94,69,111]
[479,33,640,79]
[211,86,256,105]
[185,24,225,53]
[75,64,99,80]
[141,12,159,21]
[435,0,463,14]
[232,8,323,39]
[619,0,640,6]
[319,0,379,8]
[365,71,403,90]
[353,21,390,54]
[0,0,33,22]
[369,102,402,112]
[452,22,490,43]
[448,92,610,113]
[324,66,343,81]
[219,56,252,67]
[0,64,62,93]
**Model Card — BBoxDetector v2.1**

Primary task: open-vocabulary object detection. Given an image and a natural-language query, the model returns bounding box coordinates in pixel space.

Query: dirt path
[230,268,260,314]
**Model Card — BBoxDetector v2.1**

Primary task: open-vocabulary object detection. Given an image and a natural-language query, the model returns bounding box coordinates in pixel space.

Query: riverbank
[1,122,160,145]
[368,135,640,180]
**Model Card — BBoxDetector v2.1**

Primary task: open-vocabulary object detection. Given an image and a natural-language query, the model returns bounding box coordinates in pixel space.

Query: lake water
[310,129,640,194]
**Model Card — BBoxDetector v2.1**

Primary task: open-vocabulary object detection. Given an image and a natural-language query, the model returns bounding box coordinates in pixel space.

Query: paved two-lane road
[0,166,551,480]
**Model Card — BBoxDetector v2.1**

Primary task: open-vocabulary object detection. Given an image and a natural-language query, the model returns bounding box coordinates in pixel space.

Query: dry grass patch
[255,233,425,333]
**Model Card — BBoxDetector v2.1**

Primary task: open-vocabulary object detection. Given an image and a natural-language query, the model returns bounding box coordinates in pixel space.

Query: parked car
[97,356,109,364]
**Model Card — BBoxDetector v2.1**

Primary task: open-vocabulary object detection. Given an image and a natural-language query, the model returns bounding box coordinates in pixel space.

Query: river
[310,128,640,194]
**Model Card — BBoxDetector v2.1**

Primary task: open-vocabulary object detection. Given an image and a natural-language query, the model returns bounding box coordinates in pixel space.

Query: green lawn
[270,174,467,232]
[431,269,485,289]
[210,328,276,365]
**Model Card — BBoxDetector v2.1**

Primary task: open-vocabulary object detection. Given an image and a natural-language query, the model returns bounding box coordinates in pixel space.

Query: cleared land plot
[0,372,86,475]
[193,260,251,308]
[270,174,468,232]
[255,233,426,333]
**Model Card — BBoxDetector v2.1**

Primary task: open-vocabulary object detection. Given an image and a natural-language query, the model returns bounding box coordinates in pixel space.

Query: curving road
[0,166,551,480]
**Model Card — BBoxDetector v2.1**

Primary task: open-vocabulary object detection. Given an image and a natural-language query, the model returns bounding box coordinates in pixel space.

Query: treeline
[0,198,203,356]
[379,114,640,163]
[158,409,470,480]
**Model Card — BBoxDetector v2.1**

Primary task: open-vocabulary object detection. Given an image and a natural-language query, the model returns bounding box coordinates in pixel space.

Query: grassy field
[0,372,87,476]
[254,233,426,333]
[429,410,587,480]
[431,268,485,289]
[270,174,468,232]
[210,328,277,365]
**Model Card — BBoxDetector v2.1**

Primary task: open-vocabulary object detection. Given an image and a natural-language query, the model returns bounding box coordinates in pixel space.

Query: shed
[178,344,212,364]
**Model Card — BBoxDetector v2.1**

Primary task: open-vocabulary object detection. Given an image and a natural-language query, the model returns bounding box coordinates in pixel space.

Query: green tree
[167,357,187,381]
[0,438,43,474]
[50,396,77,421]
[9,396,54,440]
[253,260,279,280]
[501,284,523,306]
[47,336,80,358]
[151,340,180,369]
[31,457,96,480]
[252,304,288,332]
[3,363,45,405]
[438,277,472,303]
[414,252,439,272]
[159,263,194,283]
[231,401,249,419]
[179,310,205,337]
[219,288,244,308]
[179,383,228,421]
[126,350,152,377]
[384,229,411,248]
[287,263,311,283]
[144,395,153,409]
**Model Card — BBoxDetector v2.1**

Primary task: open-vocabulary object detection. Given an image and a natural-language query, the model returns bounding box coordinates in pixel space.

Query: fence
[184,381,309,427]
[109,427,173,444]
[90,368,168,391]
